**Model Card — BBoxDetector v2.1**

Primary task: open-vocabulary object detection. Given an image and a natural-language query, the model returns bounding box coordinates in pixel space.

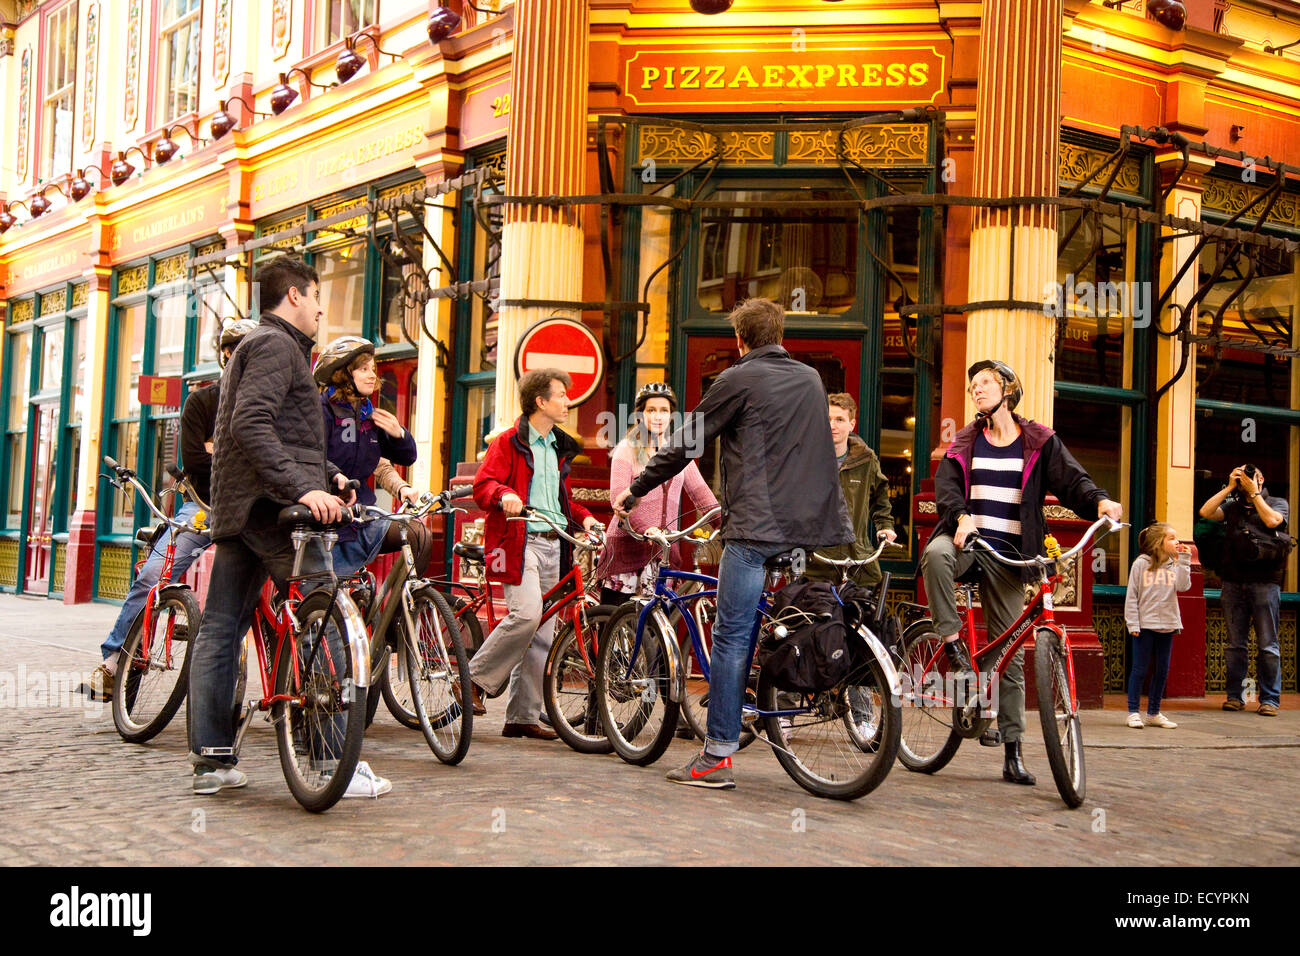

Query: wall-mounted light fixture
[110,146,150,186]
[210,95,270,139]
[427,5,464,42]
[270,67,338,115]
[153,124,205,164]
[69,166,104,201]
[1147,0,1187,30]
[336,25,406,83]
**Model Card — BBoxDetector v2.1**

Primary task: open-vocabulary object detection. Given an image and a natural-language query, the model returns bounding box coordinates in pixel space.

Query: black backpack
[760,580,853,693]
[1226,500,1295,568]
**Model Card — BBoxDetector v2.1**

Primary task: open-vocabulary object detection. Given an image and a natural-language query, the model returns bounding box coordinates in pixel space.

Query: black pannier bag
[760,580,854,693]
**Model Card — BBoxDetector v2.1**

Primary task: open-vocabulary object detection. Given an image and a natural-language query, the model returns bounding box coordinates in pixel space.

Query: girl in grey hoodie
[1124,522,1193,729]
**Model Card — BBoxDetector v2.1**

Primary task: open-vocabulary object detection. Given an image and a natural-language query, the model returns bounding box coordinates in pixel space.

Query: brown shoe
[1221,698,1244,711]
[469,682,487,716]
[502,722,558,740]
[1257,702,1278,717]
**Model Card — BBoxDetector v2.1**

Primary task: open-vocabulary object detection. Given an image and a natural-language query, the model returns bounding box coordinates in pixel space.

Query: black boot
[1002,740,1036,785]
[944,638,974,675]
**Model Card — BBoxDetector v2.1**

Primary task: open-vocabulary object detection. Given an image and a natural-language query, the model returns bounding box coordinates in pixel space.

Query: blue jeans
[705,540,788,759]
[1221,581,1282,707]
[101,500,211,660]
[1127,629,1174,715]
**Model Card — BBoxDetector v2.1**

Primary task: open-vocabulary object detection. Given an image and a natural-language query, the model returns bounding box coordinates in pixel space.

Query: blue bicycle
[597,511,904,800]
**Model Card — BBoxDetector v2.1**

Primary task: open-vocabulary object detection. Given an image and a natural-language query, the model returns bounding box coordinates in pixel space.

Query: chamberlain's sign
[623,43,946,112]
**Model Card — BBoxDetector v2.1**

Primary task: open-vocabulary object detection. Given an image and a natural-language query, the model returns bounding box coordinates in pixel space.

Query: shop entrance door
[683,335,862,494]
[24,402,57,592]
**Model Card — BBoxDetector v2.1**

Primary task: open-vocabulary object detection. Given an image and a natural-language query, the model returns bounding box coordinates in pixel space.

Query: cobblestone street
[2,594,1297,867]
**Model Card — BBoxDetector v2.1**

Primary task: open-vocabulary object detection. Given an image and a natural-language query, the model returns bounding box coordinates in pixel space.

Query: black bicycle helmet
[967,359,1023,413]
[634,381,677,412]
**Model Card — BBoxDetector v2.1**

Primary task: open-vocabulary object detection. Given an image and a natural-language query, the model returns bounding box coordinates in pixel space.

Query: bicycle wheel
[451,595,485,658]
[272,588,367,812]
[596,601,679,766]
[757,630,901,801]
[544,603,616,754]
[406,585,472,765]
[896,620,964,774]
[1035,628,1086,808]
[378,629,421,730]
[674,599,760,751]
[113,588,200,744]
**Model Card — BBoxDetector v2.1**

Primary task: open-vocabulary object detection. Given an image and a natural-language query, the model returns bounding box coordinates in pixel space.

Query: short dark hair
[255,256,319,313]
[827,393,857,419]
[519,368,571,416]
[729,297,784,348]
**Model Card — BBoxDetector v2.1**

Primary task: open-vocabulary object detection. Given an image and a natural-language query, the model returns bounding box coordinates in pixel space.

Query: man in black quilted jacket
[186,257,373,796]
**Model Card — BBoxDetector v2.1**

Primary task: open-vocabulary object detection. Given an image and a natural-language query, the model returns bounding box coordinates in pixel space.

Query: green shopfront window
[5,326,33,529]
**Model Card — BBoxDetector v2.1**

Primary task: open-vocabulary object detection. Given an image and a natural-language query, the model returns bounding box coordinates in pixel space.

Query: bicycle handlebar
[964,514,1128,569]
[102,455,205,534]
[619,506,723,548]
[812,531,902,569]
[506,507,605,551]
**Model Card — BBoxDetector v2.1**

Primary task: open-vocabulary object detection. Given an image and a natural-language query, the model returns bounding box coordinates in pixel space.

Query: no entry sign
[514,317,604,407]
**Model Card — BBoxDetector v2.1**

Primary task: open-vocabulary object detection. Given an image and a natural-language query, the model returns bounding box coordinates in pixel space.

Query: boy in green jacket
[805,393,897,585]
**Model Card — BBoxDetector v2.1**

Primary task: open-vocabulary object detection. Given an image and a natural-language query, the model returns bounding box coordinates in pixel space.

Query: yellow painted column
[964,0,1063,426]
[493,0,589,430]
[74,268,112,517]
[1152,152,1215,529]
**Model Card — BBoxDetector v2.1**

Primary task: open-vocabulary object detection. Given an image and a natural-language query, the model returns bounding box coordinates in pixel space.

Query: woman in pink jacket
[594,383,719,607]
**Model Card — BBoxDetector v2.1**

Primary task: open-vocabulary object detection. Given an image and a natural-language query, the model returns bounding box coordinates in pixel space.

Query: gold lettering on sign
[314,125,424,180]
[637,60,935,94]
[130,205,207,245]
[491,94,511,117]
[254,170,301,205]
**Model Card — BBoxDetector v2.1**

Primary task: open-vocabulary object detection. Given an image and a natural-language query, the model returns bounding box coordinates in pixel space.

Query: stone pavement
[1,593,1297,866]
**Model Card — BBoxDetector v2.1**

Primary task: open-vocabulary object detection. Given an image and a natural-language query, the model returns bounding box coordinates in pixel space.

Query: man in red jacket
[470,368,600,739]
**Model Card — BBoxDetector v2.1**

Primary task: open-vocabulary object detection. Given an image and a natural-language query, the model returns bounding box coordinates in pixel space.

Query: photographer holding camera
[1198,464,1292,716]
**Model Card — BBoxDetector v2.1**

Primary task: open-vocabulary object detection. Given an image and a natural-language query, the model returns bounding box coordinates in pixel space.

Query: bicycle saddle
[453,542,485,564]
[764,550,801,572]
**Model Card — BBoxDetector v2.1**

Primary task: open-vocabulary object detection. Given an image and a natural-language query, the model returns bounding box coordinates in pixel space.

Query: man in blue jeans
[84,320,256,700]
[614,298,852,789]
[1199,465,1290,716]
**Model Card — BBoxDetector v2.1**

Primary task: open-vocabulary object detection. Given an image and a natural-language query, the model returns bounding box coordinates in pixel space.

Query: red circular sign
[514,317,604,407]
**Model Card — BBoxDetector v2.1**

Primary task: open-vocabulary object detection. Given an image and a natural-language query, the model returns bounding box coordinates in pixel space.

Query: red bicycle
[897,515,1126,808]
[215,504,372,813]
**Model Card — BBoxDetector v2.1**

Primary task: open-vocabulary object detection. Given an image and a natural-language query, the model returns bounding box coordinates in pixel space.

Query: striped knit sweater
[968,431,1024,557]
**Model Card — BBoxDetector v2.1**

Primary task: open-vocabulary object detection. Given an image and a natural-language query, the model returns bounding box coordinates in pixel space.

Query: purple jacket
[321,393,417,508]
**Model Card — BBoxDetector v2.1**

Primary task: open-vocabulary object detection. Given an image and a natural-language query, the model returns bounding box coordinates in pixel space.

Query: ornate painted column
[965,0,1063,426]
[492,0,589,429]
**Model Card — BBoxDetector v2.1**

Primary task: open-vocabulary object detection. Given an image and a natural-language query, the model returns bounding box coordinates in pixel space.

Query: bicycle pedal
[200,746,235,757]
[979,729,1003,746]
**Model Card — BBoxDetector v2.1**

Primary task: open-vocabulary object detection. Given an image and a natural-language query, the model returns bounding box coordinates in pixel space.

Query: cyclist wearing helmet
[922,359,1123,785]
[593,382,718,607]
[314,335,428,576]
[84,319,256,700]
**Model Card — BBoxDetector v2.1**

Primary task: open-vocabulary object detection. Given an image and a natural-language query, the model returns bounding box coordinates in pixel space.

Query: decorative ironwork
[271,0,292,60]
[787,124,929,167]
[1093,601,1129,692]
[81,4,100,152]
[1204,607,1297,693]
[17,46,30,181]
[637,126,774,165]
[571,487,610,502]
[124,0,142,130]
[213,0,231,87]
[1201,177,1300,230]
[40,294,65,317]
[0,539,19,588]
[96,545,132,601]
[1058,142,1142,194]
[195,240,224,259]
[314,199,368,242]
[71,283,89,307]
[117,265,149,295]
[10,299,35,324]
[262,214,307,250]
[154,253,189,285]
[51,542,67,594]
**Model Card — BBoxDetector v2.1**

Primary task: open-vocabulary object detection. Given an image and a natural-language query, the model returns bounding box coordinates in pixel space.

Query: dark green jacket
[806,435,893,586]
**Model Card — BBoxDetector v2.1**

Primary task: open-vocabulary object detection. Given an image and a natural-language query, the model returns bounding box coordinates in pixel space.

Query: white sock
[102,657,118,677]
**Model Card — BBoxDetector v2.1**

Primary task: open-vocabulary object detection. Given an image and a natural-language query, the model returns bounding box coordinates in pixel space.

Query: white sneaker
[342,761,392,798]
[1126,712,1144,729]
[1144,713,1177,729]
[193,766,248,794]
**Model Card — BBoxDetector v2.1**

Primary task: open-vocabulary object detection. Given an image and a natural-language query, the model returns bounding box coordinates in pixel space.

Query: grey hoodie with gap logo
[1124,551,1192,634]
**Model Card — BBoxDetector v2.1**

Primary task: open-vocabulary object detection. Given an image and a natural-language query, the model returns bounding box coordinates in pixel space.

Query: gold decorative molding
[117,265,148,295]
[195,240,224,259]
[96,545,132,600]
[10,299,35,324]
[154,253,189,285]
[638,126,775,165]
[1058,142,1143,194]
[264,214,307,250]
[787,124,929,167]
[1201,177,1300,231]
[916,500,937,515]
[51,542,67,594]
[40,294,65,317]
[571,486,611,502]
[71,282,89,307]
[315,199,368,242]
[0,539,19,588]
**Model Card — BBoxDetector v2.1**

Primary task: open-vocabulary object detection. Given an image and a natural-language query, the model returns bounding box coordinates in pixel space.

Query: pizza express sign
[623,43,946,112]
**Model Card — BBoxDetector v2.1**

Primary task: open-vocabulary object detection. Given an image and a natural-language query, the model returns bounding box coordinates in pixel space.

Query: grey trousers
[469,536,560,725]
[920,533,1030,742]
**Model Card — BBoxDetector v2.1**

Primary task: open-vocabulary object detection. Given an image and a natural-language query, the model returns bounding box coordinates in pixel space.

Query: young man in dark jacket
[615,298,853,789]
[470,368,600,739]
[186,257,364,796]
[921,360,1123,785]
[85,321,256,700]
